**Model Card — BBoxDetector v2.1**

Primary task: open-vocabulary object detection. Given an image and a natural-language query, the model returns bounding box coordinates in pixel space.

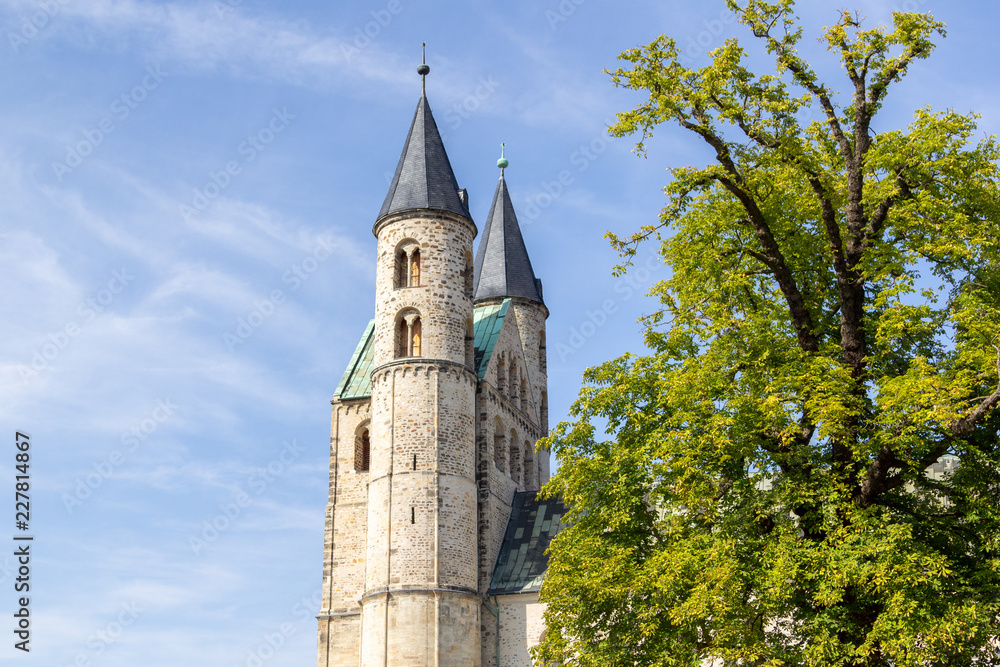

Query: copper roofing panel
[334,319,375,400]
[334,302,508,400]
[472,298,510,380]
[487,491,567,596]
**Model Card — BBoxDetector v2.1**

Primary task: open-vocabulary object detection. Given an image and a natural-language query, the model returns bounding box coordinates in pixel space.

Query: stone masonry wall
[317,398,370,667]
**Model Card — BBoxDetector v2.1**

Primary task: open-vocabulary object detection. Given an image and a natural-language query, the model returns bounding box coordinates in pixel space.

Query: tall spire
[378,45,471,222]
[473,150,544,305]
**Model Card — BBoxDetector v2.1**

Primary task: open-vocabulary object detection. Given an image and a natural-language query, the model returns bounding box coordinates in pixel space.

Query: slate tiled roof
[378,93,471,221]
[473,173,544,305]
[333,303,509,400]
[487,491,567,596]
[334,320,375,400]
[472,299,510,380]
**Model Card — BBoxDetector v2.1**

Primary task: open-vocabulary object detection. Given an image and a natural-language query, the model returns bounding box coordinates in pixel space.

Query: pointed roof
[378,93,471,221]
[473,172,544,305]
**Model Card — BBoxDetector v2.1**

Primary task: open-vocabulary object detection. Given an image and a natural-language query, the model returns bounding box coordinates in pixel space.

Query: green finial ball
[497,142,508,169]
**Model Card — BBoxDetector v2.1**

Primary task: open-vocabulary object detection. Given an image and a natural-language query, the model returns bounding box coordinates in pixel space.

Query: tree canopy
[537,2,1000,665]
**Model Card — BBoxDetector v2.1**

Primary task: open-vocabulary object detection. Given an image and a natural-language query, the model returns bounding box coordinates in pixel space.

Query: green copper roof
[333,300,509,401]
[487,491,567,596]
[334,320,375,400]
[473,298,510,380]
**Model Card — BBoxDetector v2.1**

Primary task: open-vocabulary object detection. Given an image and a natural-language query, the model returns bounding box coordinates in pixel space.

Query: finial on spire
[497,142,509,171]
[417,42,429,95]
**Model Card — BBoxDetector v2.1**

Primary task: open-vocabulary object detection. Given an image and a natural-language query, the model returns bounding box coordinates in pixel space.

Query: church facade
[315,64,565,667]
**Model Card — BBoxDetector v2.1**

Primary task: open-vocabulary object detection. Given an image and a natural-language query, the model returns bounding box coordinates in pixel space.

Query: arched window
[509,429,522,486]
[395,250,408,288]
[497,356,507,395]
[410,249,421,287]
[509,361,519,402]
[395,318,408,358]
[410,317,422,357]
[394,310,422,358]
[393,240,421,289]
[539,331,546,374]
[355,426,370,472]
[523,440,535,489]
[493,417,506,472]
[520,376,528,411]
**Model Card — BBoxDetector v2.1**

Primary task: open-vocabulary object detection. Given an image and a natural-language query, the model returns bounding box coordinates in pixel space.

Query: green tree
[537,2,1000,665]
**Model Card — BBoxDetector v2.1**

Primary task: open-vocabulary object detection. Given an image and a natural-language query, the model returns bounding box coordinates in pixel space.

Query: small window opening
[497,357,507,395]
[509,430,522,486]
[395,251,408,289]
[464,251,474,300]
[411,507,415,524]
[493,419,506,472]
[509,361,519,402]
[395,318,408,358]
[413,453,417,470]
[465,318,474,368]
[355,428,370,472]
[410,249,421,287]
[410,318,422,357]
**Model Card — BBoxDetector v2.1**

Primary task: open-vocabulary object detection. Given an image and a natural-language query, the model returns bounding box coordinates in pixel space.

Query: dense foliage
[536,2,1000,665]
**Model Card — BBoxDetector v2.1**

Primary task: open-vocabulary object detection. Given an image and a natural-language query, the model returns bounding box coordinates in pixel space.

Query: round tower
[361,58,482,666]
[472,157,550,483]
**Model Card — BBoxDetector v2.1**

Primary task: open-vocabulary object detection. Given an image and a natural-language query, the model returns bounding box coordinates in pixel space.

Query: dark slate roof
[487,491,567,596]
[473,173,543,305]
[378,94,471,221]
[472,299,510,380]
[334,304,508,400]
[334,320,375,400]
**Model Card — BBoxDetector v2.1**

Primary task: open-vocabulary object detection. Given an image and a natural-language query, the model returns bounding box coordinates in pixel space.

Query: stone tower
[317,59,562,667]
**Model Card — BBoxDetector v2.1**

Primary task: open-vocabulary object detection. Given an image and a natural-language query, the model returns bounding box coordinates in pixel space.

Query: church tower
[318,53,563,667]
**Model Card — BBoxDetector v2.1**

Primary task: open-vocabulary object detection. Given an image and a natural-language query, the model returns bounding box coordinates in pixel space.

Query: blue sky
[0,0,997,664]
